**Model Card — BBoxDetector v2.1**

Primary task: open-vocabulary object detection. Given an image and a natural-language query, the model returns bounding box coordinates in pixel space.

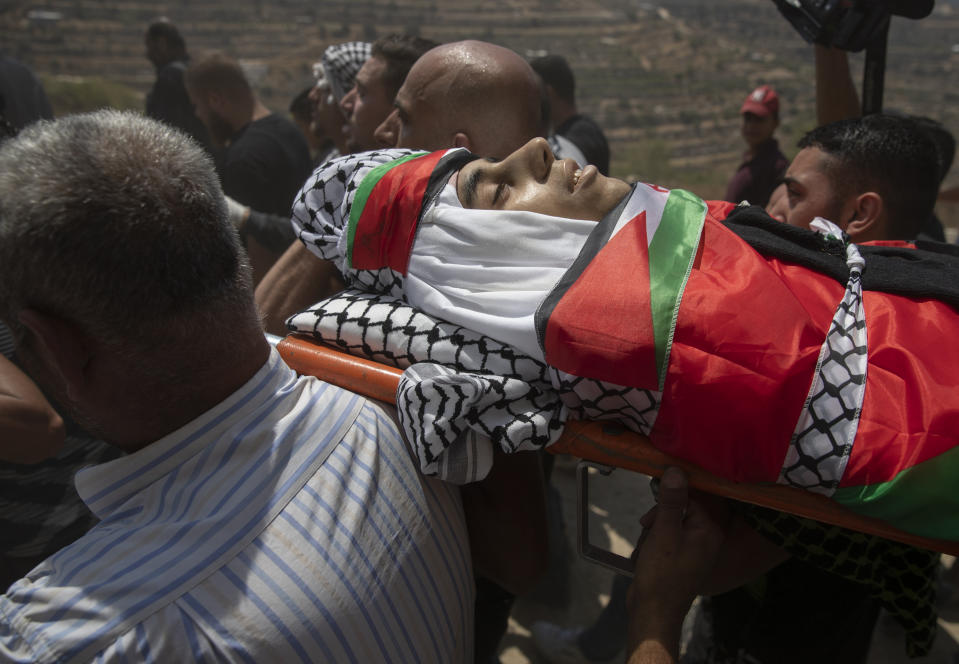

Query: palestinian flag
[536,182,708,391]
[346,149,476,274]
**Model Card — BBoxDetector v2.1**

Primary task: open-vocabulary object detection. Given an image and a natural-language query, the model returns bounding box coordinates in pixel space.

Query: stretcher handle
[276,334,959,556]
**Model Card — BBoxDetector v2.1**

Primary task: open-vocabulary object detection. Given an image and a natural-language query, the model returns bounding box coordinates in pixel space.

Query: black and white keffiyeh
[319,41,371,104]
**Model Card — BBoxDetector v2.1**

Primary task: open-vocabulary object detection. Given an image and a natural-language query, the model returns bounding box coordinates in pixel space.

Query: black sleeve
[241,209,296,254]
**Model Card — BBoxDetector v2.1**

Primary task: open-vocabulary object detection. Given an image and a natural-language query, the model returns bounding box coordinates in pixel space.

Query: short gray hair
[0,110,254,350]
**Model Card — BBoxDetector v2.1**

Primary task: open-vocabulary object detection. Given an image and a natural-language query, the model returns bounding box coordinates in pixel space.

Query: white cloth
[407,181,597,361]
[0,349,474,663]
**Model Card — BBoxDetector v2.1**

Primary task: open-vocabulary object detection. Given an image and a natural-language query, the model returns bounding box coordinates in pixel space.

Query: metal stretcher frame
[276,333,959,556]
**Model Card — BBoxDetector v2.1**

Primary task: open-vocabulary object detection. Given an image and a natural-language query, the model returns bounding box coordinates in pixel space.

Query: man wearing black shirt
[185,53,312,282]
[185,53,311,218]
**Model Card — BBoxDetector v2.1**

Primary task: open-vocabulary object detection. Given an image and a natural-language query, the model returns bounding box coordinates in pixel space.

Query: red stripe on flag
[841,291,959,486]
[350,151,446,274]
[543,211,660,389]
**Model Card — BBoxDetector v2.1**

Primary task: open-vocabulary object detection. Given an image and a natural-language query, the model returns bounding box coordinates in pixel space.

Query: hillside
[1,0,957,200]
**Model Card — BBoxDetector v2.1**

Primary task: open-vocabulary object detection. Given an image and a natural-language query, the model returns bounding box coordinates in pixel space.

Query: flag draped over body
[291,148,959,542]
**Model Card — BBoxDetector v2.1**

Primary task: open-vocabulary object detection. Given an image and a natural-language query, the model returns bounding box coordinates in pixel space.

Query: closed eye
[491,182,508,207]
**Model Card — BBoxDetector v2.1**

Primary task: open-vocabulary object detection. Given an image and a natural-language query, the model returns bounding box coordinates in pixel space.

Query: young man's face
[767,147,847,229]
[741,111,778,150]
[339,57,394,153]
[455,137,630,221]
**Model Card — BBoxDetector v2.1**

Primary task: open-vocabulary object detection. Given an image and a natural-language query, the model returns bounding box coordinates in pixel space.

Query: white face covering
[293,147,605,361]
[407,179,599,361]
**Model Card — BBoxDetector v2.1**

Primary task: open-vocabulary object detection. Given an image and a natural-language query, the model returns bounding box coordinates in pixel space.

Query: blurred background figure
[288,86,324,163]
[0,55,52,134]
[144,19,210,151]
[724,84,788,208]
[530,53,610,176]
[185,52,312,283]
[309,41,371,164]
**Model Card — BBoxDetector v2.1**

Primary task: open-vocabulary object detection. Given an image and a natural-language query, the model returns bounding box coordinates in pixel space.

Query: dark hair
[798,114,940,240]
[184,52,252,101]
[530,54,575,105]
[145,20,186,52]
[910,116,955,184]
[289,86,313,122]
[371,34,439,99]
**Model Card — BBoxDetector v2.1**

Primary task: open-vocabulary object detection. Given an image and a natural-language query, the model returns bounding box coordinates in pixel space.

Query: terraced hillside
[1,0,957,200]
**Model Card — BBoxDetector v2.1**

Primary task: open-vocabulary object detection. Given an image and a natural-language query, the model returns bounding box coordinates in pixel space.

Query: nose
[503,137,552,180]
[765,183,788,222]
[340,87,356,117]
[374,109,399,148]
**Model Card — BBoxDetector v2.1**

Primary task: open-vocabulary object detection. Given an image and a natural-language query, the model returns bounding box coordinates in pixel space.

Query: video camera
[771,0,934,52]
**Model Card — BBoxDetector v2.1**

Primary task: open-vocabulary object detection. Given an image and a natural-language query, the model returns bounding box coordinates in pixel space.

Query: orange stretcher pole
[277,334,959,556]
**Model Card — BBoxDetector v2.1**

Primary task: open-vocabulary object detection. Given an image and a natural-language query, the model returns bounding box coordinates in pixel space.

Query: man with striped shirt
[0,110,473,663]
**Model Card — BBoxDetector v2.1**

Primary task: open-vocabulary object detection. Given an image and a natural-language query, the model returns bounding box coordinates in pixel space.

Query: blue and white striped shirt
[0,350,474,663]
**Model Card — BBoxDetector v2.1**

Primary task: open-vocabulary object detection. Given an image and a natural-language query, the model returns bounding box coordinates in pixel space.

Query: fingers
[653,466,688,524]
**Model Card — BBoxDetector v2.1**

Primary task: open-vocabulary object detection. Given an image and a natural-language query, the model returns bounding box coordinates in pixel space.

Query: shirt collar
[74,348,291,519]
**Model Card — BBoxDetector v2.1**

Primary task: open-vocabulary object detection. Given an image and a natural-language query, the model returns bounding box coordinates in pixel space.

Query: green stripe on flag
[647,189,706,390]
[833,442,959,541]
[346,152,427,269]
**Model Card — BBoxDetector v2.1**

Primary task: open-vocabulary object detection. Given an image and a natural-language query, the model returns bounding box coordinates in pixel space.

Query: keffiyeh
[318,41,371,104]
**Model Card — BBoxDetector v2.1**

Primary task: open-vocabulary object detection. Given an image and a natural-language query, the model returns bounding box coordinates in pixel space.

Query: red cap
[740,84,779,117]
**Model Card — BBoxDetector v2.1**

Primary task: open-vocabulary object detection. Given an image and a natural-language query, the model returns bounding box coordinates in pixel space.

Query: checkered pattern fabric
[292,148,418,296]
[779,223,867,494]
[288,290,664,482]
[320,41,371,103]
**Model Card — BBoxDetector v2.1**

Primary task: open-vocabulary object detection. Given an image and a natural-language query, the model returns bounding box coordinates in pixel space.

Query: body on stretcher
[275,334,959,558]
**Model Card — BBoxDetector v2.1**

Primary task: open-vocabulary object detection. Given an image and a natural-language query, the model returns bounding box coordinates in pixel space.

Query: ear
[843,191,884,242]
[17,309,95,402]
[453,132,473,152]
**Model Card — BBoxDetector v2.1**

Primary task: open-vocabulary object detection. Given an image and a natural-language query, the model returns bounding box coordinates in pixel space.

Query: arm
[625,467,729,664]
[0,353,64,463]
[459,447,548,596]
[254,242,346,336]
[815,45,861,125]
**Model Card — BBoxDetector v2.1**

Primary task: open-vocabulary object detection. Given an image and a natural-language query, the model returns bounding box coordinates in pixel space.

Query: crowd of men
[0,15,956,664]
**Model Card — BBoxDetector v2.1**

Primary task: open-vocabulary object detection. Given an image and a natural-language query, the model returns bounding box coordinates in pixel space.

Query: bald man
[373,40,543,159]
[256,40,546,333]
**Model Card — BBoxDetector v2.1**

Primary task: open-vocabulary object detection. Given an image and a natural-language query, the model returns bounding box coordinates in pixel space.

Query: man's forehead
[356,57,385,85]
[788,147,829,178]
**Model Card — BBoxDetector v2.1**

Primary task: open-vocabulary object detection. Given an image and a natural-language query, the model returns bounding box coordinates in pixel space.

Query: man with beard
[185,53,312,219]
[185,53,312,283]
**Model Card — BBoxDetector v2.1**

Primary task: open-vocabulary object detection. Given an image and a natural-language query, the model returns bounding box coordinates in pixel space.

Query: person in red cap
[724,84,789,207]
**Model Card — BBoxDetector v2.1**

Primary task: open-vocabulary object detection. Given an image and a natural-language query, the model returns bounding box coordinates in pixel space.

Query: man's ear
[453,132,473,152]
[17,309,94,401]
[843,191,884,242]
